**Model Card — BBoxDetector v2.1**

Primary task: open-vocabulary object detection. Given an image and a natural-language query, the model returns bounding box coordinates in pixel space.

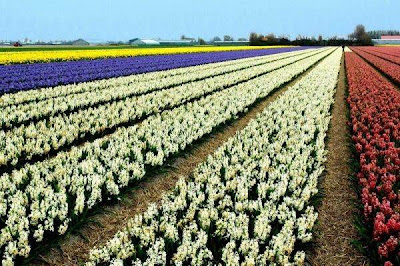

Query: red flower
[346,50,400,264]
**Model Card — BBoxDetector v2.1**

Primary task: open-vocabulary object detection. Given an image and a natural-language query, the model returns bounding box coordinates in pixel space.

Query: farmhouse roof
[381,35,400,40]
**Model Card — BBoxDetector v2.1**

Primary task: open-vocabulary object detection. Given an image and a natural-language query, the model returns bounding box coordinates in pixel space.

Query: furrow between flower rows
[0,49,331,169]
[0,47,336,265]
[86,48,342,265]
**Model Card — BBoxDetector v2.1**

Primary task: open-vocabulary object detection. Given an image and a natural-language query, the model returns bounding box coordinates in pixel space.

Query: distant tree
[348,24,365,40]
[349,24,372,45]
[318,35,323,43]
[249,32,259,45]
[238,38,247,41]
[180,35,186,40]
[223,35,234,41]
[198,38,206,45]
[265,33,277,44]
[211,36,221,42]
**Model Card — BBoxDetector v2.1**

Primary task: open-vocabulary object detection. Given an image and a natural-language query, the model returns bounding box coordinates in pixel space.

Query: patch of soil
[309,54,369,266]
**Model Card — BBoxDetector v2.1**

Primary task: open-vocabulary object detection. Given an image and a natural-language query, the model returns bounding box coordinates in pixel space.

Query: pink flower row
[346,52,400,265]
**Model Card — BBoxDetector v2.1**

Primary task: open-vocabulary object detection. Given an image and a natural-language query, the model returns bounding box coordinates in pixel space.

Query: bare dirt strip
[31,53,332,266]
[309,53,369,265]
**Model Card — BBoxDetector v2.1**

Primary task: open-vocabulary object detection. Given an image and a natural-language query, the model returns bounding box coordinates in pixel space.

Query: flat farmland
[0,45,399,265]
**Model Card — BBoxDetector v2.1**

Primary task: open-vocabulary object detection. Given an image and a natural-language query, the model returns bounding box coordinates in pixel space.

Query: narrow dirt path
[310,54,369,265]
[32,54,330,266]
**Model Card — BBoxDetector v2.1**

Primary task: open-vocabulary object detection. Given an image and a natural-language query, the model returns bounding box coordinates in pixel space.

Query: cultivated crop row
[0,48,314,107]
[87,48,342,265]
[0,49,331,168]
[0,45,288,65]
[0,48,336,264]
[0,48,320,126]
[356,47,400,65]
[346,52,400,265]
[0,47,309,94]
[365,47,400,58]
[351,47,400,84]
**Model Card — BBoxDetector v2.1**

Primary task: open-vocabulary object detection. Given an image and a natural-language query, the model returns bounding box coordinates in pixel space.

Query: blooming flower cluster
[0,47,337,264]
[0,47,311,94]
[0,48,318,127]
[0,45,290,65]
[0,49,330,168]
[351,47,400,84]
[0,48,312,107]
[87,48,342,265]
[346,52,400,265]
[355,47,400,65]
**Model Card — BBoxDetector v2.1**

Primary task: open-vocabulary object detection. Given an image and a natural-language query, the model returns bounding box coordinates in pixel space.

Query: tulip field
[0,44,399,265]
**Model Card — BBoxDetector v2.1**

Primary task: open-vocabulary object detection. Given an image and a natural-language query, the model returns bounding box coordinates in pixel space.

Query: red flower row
[350,47,400,84]
[367,47,400,58]
[356,47,400,66]
[346,52,400,265]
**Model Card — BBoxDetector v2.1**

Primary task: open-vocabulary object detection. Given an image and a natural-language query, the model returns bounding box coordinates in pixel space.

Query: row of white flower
[0,49,322,128]
[87,48,342,266]
[0,48,336,265]
[0,49,331,168]
[0,49,314,108]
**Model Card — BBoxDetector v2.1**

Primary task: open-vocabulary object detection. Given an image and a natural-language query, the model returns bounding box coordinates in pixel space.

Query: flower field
[2,44,400,265]
[0,45,290,65]
[0,46,339,264]
[86,48,342,265]
[0,47,309,94]
[346,51,400,266]
[350,47,400,84]
[0,48,327,168]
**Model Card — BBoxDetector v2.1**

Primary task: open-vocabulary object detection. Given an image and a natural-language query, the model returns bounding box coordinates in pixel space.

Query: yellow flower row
[0,45,291,65]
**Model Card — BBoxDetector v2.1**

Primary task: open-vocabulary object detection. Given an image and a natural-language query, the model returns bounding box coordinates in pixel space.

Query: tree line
[248,25,374,46]
[367,30,400,39]
[186,24,399,46]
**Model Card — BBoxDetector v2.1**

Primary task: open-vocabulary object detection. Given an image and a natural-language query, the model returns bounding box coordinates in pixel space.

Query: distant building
[381,35,400,40]
[71,39,90,46]
[372,35,400,45]
[214,40,250,46]
[129,38,160,45]
[158,40,195,45]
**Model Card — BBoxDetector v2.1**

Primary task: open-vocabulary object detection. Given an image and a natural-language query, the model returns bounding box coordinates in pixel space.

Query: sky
[0,0,398,42]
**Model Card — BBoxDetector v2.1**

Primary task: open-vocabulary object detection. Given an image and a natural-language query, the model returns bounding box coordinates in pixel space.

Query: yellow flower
[0,46,291,65]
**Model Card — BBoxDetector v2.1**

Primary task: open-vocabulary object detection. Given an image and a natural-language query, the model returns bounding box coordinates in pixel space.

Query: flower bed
[356,47,400,65]
[350,47,400,84]
[346,52,400,265]
[0,48,313,107]
[0,49,330,169]
[0,47,308,94]
[87,48,341,265]
[0,48,336,264]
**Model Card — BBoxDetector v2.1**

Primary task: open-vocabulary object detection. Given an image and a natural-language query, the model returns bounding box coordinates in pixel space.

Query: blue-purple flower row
[0,47,312,95]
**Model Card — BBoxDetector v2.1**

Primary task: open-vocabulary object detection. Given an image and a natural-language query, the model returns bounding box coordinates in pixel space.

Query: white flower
[0,47,341,264]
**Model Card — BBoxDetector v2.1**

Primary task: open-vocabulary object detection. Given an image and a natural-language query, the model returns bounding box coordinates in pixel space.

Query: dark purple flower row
[0,47,313,95]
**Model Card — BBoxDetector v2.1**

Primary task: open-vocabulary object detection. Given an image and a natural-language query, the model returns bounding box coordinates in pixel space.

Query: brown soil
[32,55,328,266]
[309,54,369,265]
